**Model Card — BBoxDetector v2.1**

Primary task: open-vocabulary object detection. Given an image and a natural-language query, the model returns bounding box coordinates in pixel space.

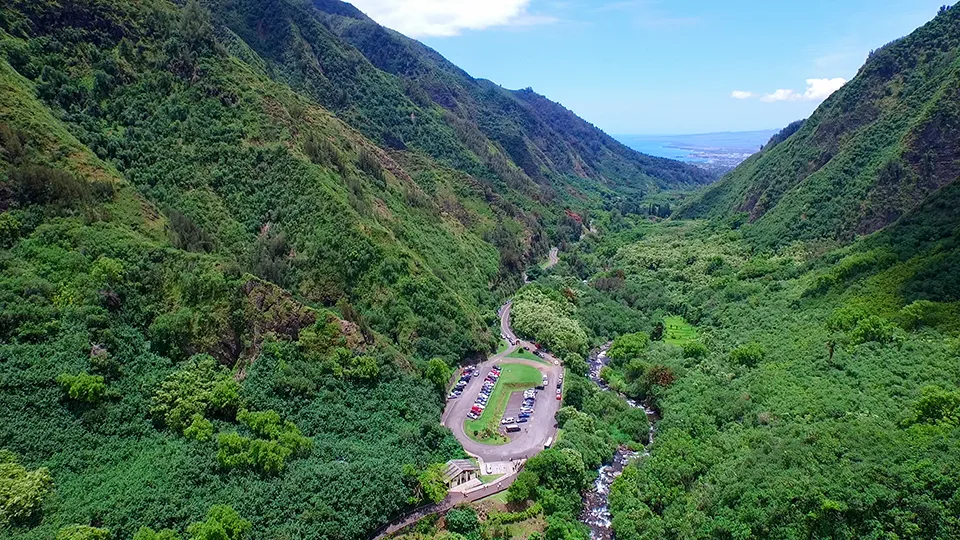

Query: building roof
[442,459,479,481]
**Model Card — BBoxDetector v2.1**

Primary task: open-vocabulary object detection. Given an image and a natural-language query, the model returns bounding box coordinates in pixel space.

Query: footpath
[370,462,524,540]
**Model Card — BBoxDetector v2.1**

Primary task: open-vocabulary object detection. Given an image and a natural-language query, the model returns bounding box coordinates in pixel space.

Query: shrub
[133,527,181,540]
[183,413,214,441]
[216,409,311,473]
[682,341,709,359]
[729,343,765,367]
[357,148,385,184]
[57,372,108,403]
[10,165,114,209]
[304,133,345,172]
[0,212,20,247]
[488,502,543,524]
[150,355,241,433]
[445,506,479,536]
[0,450,54,527]
[186,505,250,540]
[898,300,943,330]
[56,525,111,540]
[851,316,898,345]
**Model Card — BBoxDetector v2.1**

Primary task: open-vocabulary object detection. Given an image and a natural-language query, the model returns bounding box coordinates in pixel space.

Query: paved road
[545,247,559,269]
[441,302,563,462]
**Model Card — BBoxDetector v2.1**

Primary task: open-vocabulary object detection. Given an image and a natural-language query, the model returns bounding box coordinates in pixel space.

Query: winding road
[441,301,564,462]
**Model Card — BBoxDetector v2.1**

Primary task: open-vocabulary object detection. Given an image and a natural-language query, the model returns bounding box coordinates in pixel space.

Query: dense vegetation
[524,185,960,538]
[3,0,958,538]
[680,5,960,249]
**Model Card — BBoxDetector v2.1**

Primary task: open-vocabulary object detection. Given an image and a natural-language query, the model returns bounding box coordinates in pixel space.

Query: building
[442,459,480,488]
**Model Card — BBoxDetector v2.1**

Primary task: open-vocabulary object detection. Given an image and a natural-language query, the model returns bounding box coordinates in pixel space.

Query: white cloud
[760,88,801,102]
[348,0,555,37]
[730,90,755,100]
[802,78,847,100]
[758,78,847,103]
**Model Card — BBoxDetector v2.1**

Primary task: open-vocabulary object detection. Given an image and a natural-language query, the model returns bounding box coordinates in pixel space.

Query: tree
[506,470,540,503]
[424,358,452,392]
[729,343,765,367]
[0,212,20,247]
[186,505,250,540]
[57,372,107,403]
[445,506,480,536]
[608,332,650,364]
[650,321,664,342]
[681,341,708,359]
[349,355,379,381]
[418,463,448,504]
[134,528,181,540]
[151,355,241,433]
[525,448,589,493]
[564,354,589,377]
[0,450,53,527]
[545,515,589,540]
[56,525,110,540]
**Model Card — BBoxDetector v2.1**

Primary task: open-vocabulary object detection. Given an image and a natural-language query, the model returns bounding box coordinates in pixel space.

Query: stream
[580,345,660,540]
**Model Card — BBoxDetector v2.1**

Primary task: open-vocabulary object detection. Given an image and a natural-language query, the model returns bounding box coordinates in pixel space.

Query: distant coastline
[616,129,779,174]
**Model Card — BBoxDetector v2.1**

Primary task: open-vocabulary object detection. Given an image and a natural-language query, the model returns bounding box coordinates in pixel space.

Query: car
[518,418,528,423]
[519,413,531,419]
[556,391,562,400]
[501,417,515,424]
[556,382,562,389]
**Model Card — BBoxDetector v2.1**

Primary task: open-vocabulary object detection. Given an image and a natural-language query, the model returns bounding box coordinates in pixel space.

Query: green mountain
[679,5,960,249]
[0,0,710,538]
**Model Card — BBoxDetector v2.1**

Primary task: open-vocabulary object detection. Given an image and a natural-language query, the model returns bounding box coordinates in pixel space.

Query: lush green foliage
[680,6,960,249]
[56,525,110,540]
[544,214,960,539]
[0,451,53,528]
[511,286,588,356]
[56,372,108,403]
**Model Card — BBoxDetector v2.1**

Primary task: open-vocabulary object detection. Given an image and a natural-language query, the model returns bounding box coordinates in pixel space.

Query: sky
[346,0,952,134]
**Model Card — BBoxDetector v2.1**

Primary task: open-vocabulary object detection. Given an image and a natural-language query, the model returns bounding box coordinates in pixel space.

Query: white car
[501,417,515,424]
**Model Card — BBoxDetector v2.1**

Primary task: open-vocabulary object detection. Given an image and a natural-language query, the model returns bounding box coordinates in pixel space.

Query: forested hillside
[0,0,708,538]
[679,5,960,249]
[529,178,960,537]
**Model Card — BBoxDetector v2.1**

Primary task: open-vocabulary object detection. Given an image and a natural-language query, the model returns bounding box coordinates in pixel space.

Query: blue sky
[348,0,951,134]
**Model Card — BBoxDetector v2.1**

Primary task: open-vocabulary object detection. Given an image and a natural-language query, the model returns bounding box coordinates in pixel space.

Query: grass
[464,363,543,445]
[479,491,511,504]
[506,348,549,364]
[663,315,697,346]
[496,338,511,355]
[480,474,503,483]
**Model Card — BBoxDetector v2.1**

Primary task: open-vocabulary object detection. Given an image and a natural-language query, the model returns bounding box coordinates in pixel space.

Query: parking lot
[441,302,565,462]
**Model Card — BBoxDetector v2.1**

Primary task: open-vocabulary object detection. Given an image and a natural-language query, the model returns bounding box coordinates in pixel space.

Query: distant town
[616,129,779,174]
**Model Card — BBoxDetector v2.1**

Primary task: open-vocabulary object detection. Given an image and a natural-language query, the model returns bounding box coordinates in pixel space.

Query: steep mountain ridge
[0,0,716,537]
[216,0,713,197]
[679,4,960,249]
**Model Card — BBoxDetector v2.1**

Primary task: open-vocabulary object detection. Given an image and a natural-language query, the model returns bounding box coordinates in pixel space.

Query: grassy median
[464,363,543,445]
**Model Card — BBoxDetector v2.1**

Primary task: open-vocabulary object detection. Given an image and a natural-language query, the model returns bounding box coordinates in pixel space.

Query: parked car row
[448,367,481,400]
[502,387,540,427]
[466,365,502,420]
[556,374,563,400]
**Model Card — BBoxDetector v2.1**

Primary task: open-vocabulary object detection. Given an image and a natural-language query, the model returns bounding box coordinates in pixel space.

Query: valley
[1,1,960,540]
